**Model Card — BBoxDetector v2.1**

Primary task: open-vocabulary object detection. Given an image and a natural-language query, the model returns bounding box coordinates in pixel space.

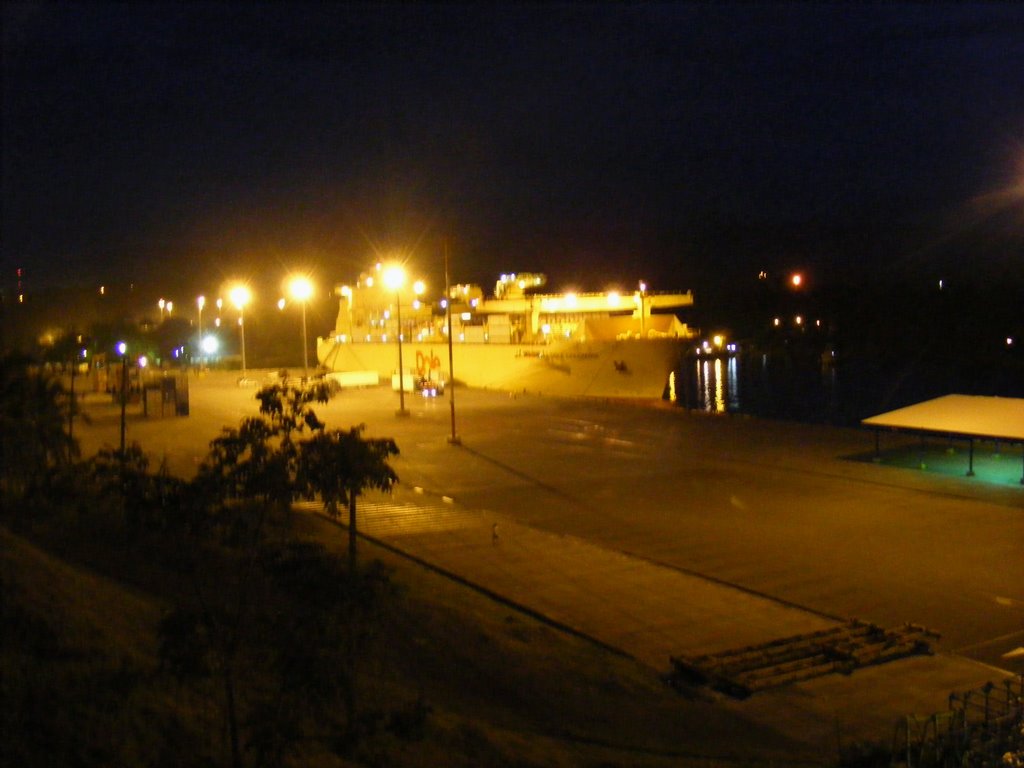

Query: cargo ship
[316,265,697,400]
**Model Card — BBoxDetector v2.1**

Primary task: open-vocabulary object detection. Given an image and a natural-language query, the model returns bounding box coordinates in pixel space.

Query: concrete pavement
[76,371,1024,757]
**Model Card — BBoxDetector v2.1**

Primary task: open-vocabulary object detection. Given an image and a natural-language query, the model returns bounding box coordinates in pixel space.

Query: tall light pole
[444,241,460,445]
[287,275,314,380]
[382,264,409,417]
[638,280,647,337]
[229,284,252,380]
[158,298,166,321]
[196,295,205,368]
[116,341,128,458]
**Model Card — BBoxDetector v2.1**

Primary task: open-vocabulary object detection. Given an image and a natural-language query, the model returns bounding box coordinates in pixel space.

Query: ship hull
[317,338,684,400]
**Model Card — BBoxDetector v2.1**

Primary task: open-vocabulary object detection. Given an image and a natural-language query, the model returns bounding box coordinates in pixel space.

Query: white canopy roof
[862,395,1024,442]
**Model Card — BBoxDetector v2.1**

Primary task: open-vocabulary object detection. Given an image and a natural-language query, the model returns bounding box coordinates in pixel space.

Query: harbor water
[670,350,1024,427]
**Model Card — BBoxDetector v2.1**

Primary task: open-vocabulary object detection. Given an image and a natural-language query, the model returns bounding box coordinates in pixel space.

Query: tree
[159,381,401,765]
[297,425,399,572]
[0,354,78,508]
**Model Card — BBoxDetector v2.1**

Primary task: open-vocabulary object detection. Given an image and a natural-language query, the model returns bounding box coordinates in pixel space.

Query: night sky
[3,3,1022,303]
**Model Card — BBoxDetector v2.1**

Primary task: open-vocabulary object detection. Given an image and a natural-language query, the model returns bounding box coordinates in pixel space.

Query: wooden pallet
[668,621,938,698]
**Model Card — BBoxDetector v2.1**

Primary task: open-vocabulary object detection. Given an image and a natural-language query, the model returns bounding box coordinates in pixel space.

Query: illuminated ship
[316,266,697,400]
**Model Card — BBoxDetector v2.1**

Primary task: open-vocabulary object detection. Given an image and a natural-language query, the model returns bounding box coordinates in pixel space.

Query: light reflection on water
[676,353,841,423]
[676,348,1023,426]
[693,357,738,413]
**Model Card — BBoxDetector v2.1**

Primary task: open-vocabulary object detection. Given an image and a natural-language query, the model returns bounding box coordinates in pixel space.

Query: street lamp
[444,241,461,445]
[196,295,205,367]
[116,341,128,457]
[287,275,314,380]
[228,284,252,379]
[382,264,409,416]
[638,280,647,337]
[158,298,166,321]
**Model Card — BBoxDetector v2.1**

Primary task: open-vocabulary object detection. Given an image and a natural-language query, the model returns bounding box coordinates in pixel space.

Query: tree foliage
[154,381,403,765]
[0,354,78,507]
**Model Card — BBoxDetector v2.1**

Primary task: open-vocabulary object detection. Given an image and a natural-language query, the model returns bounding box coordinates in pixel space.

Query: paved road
[76,372,1024,752]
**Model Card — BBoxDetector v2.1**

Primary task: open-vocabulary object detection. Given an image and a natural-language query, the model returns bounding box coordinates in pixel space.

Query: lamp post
[116,341,128,458]
[444,241,460,445]
[158,298,166,321]
[638,280,647,337]
[382,264,409,417]
[196,295,205,368]
[287,275,314,380]
[229,284,251,380]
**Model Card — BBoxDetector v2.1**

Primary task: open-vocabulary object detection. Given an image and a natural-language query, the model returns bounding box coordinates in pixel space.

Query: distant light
[277,298,286,310]
[565,293,578,309]
[229,284,251,310]
[758,271,767,280]
[287,275,314,302]
[791,273,803,288]
[608,291,621,307]
[440,299,448,309]
[413,279,425,296]
[340,285,352,298]
[1009,337,1015,347]
[773,317,781,327]
[138,356,148,368]
[382,264,405,292]
[461,312,472,321]
[541,323,551,335]
[795,315,803,325]
[712,334,724,347]
[99,286,105,295]
[166,301,173,315]
[117,341,127,355]
[639,280,647,293]
[197,295,205,310]
[939,279,944,290]
[470,298,479,307]
[412,299,421,310]
[201,335,219,354]
[215,317,221,327]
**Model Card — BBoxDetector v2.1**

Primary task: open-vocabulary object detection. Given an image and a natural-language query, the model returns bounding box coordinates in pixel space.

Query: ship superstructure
[317,265,697,399]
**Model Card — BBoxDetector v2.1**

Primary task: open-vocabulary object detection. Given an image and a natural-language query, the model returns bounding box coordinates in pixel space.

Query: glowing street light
[287,275,314,380]
[116,341,128,456]
[158,298,166,320]
[196,295,206,366]
[229,283,252,379]
[382,264,409,416]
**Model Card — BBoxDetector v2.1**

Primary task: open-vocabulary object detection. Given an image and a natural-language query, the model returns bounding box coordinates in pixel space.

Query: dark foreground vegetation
[4,355,988,767]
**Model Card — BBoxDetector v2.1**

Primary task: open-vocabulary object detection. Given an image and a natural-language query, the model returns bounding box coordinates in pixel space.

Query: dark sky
[2,2,1022,300]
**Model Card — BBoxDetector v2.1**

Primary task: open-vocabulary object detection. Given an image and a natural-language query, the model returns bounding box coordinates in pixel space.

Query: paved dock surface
[77,372,1024,756]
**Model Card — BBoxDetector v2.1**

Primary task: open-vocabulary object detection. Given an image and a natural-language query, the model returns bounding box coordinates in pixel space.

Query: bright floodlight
[201,335,219,355]
[382,264,406,292]
[288,275,314,302]
[197,295,206,310]
[116,341,127,355]
[229,284,251,310]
